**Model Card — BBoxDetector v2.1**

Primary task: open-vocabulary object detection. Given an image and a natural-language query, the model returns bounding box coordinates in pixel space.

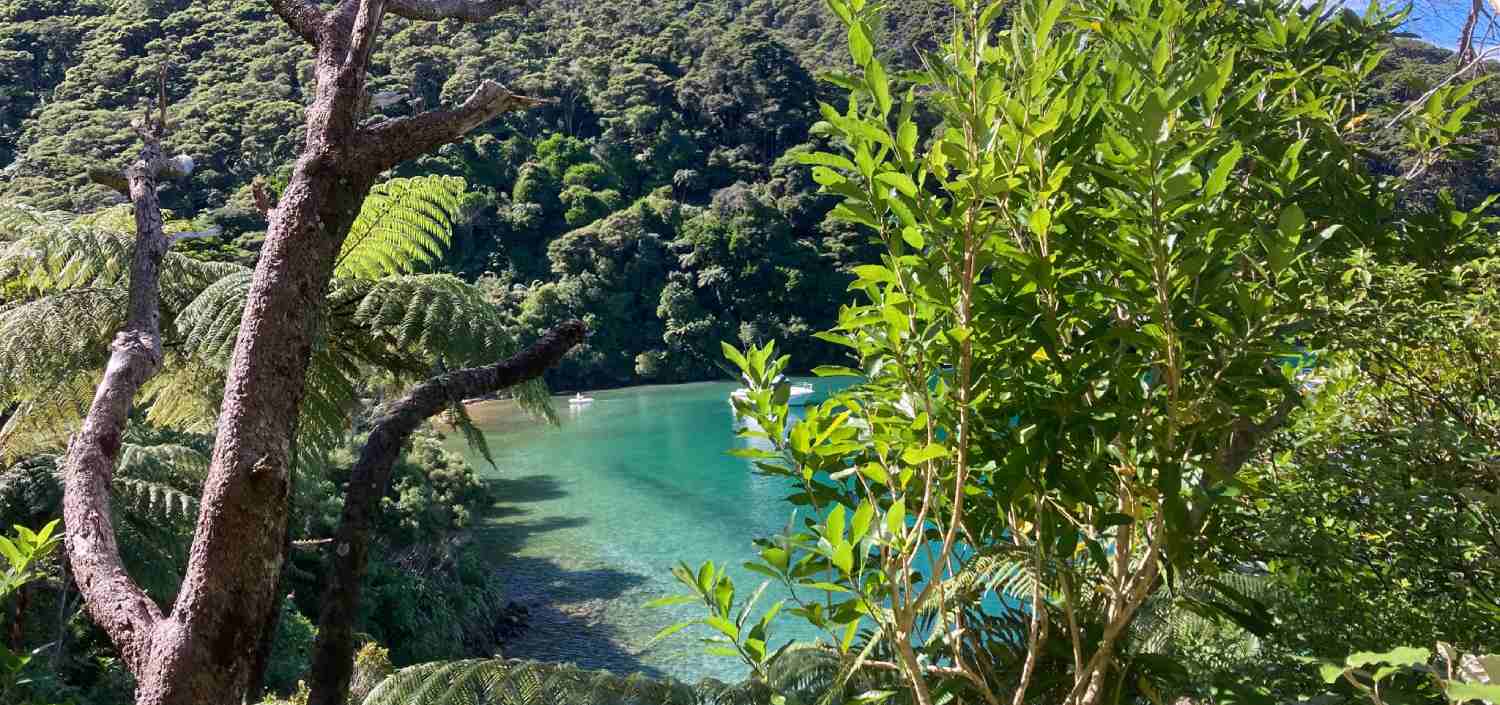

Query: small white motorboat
[568,392,594,405]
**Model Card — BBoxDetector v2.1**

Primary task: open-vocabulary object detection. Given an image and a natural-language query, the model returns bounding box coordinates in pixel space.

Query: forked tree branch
[62,95,189,675]
[353,80,550,172]
[304,319,586,705]
[268,0,327,44]
[385,0,529,22]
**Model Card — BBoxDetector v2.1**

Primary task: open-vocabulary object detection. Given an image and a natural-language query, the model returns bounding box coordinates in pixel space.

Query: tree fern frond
[114,477,199,521]
[141,357,227,435]
[0,227,243,312]
[0,227,134,295]
[295,342,363,460]
[347,274,514,365]
[0,203,69,241]
[443,399,496,470]
[335,176,467,280]
[0,371,99,460]
[337,273,556,421]
[362,660,709,705]
[359,650,865,705]
[176,269,254,365]
[118,442,211,482]
[0,289,122,401]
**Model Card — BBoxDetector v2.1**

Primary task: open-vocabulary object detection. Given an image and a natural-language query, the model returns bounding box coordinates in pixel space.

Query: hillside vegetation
[6,0,1492,388]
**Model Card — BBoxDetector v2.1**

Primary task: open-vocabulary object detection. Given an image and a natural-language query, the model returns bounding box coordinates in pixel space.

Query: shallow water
[456,380,834,683]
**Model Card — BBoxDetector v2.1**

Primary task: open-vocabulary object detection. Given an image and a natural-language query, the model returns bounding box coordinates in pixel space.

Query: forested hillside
[0,0,954,388]
[3,0,1497,389]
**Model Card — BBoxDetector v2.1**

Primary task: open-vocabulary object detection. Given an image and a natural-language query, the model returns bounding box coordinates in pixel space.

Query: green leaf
[705,615,739,641]
[849,22,874,66]
[851,501,874,542]
[887,498,906,539]
[832,540,854,574]
[1029,208,1052,238]
[1347,646,1430,668]
[1278,203,1305,243]
[876,172,918,198]
[1206,143,1242,198]
[648,621,695,646]
[897,121,919,160]
[852,264,897,284]
[826,504,847,542]
[645,594,698,608]
[796,151,858,172]
[0,537,21,569]
[841,618,861,653]
[868,60,891,115]
[901,442,948,465]
[760,547,790,572]
[813,365,863,377]
[1445,681,1500,702]
[1317,662,1346,684]
[721,342,749,371]
[901,226,925,249]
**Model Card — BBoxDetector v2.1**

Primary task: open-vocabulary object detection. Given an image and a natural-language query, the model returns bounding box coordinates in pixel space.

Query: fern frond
[176,269,255,365]
[0,227,243,312]
[119,442,211,479]
[443,399,496,469]
[0,203,69,241]
[0,371,100,460]
[0,227,134,295]
[296,342,363,460]
[345,274,513,366]
[0,289,122,401]
[337,273,556,421]
[114,477,199,520]
[336,176,467,280]
[141,357,227,435]
[359,649,869,705]
[362,659,706,705]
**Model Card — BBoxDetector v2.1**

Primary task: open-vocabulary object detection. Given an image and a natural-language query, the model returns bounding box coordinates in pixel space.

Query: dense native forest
[0,0,1499,703]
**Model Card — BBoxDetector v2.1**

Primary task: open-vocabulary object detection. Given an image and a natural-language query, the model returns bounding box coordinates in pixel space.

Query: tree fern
[0,176,553,463]
[0,202,69,242]
[335,176,467,280]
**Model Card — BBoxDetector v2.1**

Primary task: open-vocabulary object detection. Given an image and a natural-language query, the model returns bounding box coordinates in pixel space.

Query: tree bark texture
[306,320,585,705]
[62,115,179,678]
[60,3,544,703]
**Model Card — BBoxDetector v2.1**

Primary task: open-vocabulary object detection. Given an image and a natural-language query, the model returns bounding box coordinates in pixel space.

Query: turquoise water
[457,380,835,683]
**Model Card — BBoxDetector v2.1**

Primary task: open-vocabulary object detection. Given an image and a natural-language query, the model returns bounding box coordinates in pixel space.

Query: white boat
[568,392,594,405]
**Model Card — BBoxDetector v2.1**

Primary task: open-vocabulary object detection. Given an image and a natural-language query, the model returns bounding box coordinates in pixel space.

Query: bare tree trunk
[60,3,542,704]
[62,82,187,677]
[306,320,585,705]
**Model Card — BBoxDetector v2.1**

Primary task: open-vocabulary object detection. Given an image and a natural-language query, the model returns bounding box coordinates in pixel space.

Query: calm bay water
[456,380,834,683]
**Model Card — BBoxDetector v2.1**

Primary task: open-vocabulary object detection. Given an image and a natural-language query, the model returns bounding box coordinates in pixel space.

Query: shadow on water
[472,473,665,678]
[483,474,570,519]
